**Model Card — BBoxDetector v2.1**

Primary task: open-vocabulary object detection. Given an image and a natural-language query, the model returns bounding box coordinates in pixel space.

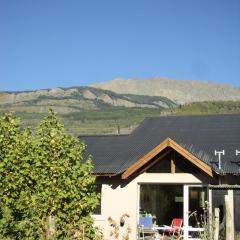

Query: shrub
[0,110,99,239]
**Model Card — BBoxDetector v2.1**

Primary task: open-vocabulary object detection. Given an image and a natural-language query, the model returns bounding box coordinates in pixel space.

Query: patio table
[153,225,172,231]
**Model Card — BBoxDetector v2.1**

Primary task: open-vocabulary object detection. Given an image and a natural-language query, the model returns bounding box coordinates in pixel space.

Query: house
[81,114,240,239]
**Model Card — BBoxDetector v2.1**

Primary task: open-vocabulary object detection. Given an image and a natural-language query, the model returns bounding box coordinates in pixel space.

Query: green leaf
[0,110,99,239]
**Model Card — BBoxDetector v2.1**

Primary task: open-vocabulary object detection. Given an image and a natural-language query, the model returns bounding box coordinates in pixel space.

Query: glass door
[183,185,208,239]
[188,186,208,228]
[139,184,183,226]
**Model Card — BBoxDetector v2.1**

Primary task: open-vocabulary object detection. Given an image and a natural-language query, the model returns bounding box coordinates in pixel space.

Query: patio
[138,184,207,240]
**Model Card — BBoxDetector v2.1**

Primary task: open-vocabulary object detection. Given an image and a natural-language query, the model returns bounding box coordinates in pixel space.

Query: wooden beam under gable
[171,151,175,174]
[168,139,213,177]
[121,137,213,179]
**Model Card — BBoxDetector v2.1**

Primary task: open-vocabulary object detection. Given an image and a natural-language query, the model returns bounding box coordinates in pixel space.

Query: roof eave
[121,137,214,179]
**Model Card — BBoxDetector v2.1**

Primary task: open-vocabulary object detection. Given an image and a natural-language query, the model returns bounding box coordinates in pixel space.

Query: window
[147,157,171,173]
[140,184,183,225]
[93,184,102,215]
[175,153,201,174]
[146,150,201,174]
[146,151,171,173]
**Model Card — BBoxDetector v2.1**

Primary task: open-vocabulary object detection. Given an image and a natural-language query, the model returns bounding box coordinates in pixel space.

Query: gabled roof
[81,114,240,176]
[122,137,213,179]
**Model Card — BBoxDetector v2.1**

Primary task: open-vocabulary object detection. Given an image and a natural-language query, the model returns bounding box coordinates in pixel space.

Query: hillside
[0,87,176,135]
[63,100,240,135]
[1,100,239,136]
[0,86,177,114]
[1,83,240,135]
[91,78,240,104]
[163,100,240,116]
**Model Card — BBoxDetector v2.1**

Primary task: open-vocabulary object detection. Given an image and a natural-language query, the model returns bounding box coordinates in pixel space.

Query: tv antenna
[214,150,225,169]
[236,150,240,156]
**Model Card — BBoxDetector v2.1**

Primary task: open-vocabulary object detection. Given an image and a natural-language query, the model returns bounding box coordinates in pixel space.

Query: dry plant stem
[108,214,131,240]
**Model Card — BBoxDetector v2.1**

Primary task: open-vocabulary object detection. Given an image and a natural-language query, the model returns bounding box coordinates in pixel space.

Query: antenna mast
[214,150,225,169]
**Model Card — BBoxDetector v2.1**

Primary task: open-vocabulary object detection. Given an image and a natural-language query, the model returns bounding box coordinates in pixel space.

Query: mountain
[0,86,177,114]
[91,77,240,104]
[1,78,240,135]
[0,87,176,135]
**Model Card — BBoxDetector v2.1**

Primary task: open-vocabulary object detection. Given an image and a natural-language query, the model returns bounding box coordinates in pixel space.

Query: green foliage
[165,100,240,116]
[0,110,99,239]
[2,100,240,136]
[4,107,162,135]
[123,94,177,108]
[61,108,163,135]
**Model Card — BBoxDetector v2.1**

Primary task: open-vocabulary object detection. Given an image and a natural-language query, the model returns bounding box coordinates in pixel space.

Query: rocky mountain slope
[1,80,240,135]
[91,78,240,104]
[0,87,177,114]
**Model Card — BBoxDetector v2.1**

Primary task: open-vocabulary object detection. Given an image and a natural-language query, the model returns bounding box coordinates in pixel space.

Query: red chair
[162,218,183,239]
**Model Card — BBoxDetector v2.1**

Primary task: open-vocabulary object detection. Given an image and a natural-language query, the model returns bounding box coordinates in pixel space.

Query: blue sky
[0,0,240,91]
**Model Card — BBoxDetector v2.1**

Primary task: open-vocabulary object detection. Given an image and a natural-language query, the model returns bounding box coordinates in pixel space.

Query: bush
[0,110,99,239]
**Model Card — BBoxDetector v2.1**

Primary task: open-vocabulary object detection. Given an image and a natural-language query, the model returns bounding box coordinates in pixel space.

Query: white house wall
[93,173,208,239]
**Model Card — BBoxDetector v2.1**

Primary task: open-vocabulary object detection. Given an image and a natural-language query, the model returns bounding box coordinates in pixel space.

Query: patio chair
[161,218,183,239]
[138,216,157,240]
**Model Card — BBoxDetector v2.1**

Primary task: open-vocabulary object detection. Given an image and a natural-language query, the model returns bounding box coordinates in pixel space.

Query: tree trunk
[225,192,234,240]
[46,215,55,239]
[214,208,219,240]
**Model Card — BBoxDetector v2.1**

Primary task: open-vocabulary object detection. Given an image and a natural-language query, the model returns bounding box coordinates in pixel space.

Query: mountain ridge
[1,78,240,135]
[91,77,240,104]
[0,86,177,114]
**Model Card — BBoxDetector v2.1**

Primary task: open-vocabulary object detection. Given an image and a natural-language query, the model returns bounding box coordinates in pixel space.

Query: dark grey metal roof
[80,114,240,175]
